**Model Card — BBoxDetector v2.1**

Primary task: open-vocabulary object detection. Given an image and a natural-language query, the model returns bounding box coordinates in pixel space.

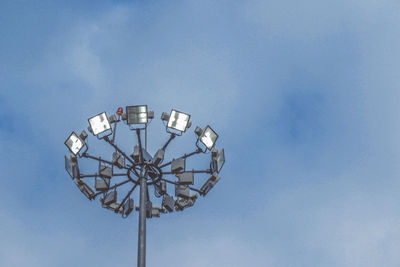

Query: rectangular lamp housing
[162,194,175,212]
[175,185,191,198]
[178,172,194,185]
[126,105,148,125]
[200,125,218,150]
[88,112,111,136]
[171,157,185,173]
[65,132,85,155]
[167,109,190,132]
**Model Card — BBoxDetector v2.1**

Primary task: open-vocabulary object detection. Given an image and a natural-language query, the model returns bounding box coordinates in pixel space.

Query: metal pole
[137,168,147,267]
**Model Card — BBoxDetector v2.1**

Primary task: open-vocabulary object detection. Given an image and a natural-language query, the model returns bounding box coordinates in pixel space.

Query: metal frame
[64,106,225,267]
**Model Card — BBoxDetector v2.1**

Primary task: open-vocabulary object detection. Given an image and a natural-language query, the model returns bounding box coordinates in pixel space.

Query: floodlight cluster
[64,106,225,218]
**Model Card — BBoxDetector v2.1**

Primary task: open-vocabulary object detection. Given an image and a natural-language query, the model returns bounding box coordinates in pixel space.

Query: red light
[116,107,123,115]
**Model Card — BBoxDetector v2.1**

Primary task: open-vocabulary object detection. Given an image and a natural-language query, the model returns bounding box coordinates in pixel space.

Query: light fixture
[177,172,194,185]
[65,155,79,179]
[95,177,110,191]
[88,112,111,136]
[124,199,134,216]
[162,194,175,212]
[126,105,148,125]
[167,109,191,132]
[65,132,85,155]
[146,200,153,218]
[152,149,164,166]
[75,179,95,199]
[104,202,122,213]
[200,172,220,196]
[199,125,218,150]
[175,185,191,198]
[212,148,225,173]
[171,157,185,173]
[64,105,225,267]
[175,194,197,211]
[154,181,167,197]
[132,146,153,163]
[103,190,117,205]
[112,152,125,169]
[151,206,161,217]
[99,164,112,178]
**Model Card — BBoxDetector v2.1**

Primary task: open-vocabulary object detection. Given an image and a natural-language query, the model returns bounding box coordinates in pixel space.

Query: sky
[1,0,400,266]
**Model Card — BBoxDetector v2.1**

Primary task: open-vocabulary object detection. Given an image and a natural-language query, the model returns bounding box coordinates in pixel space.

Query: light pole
[64,106,225,267]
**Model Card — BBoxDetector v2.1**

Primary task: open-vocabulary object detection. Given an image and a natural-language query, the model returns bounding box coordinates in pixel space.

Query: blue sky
[1,0,400,266]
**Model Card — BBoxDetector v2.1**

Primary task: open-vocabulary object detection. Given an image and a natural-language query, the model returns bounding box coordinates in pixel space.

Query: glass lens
[89,112,111,135]
[65,155,74,177]
[127,105,148,124]
[168,110,189,132]
[216,149,225,173]
[200,126,218,150]
[66,133,84,155]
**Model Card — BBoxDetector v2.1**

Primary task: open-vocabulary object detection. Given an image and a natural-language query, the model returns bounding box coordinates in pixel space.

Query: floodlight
[175,195,197,211]
[65,132,85,155]
[99,164,112,178]
[65,155,79,179]
[80,130,88,140]
[104,190,117,205]
[162,194,175,212]
[175,185,191,198]
[75,179,95,199]
[171,157,185,173]
[151,207,160,217]
[95,177,110,191]
[132,146,153,163]
[132,145,140,163]
[108,114,118,123]
[112,152,125,169]
[212,149,225,173]
[124,199,134,216]
[152,149,164,166]
[104,202,122,213]
[167,110,191,132]
[177,172,194,185]
[126,105,148,125]
[200,172,220,196]
[146,200,153,218]
[199,125,218,150]
[88,112,111,136]
[154,181,167,197]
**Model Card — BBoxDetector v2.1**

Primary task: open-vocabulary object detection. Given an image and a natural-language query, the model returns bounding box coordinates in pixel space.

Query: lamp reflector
[199,125,218,150]
[126,105,148,124]
[65,132,85,155]
[88,112,111,136]
[212,149,225,173]
[167,110,190,132]
[65,155,79,178]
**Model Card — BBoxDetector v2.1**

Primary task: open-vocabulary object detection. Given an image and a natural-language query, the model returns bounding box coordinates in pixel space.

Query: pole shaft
[137,170,147,267]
